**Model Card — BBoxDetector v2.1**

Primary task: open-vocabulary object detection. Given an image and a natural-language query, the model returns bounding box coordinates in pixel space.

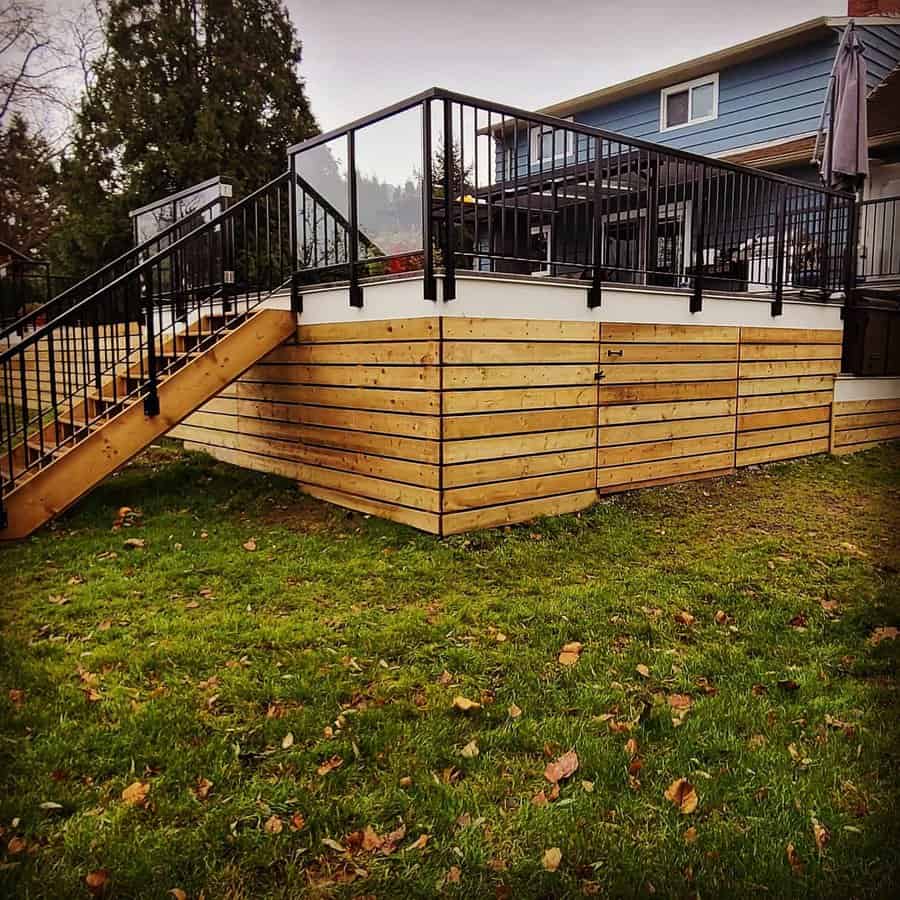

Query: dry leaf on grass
[624,738,639,758]
[317,756,343,776]
[786,842,804,874]
[674,610,696,626]
[121,781,149,807]
[667,694,693,710]
[169,890,187,900]
[447,865,461,884]
[8,688,25,709]
[290,813,306,832]
[869,626,899,646]
[635,664,651,679]
[85,869,109,896]
[812,817,830,853]
[508,703,522,719]
[664,778,698,814]
[242,538,257,552]
[48,594,69,606]
[191,777,213,800]
[544,750,579,784]
[264,815,283,834]
[558,641,583,666]
[407,833,429,851]
[542,847,562,872]
[452,695,481,713]
[123,538,146,550]
[281,732,294,749]
[460,740,479,759]
[684,826,698,844]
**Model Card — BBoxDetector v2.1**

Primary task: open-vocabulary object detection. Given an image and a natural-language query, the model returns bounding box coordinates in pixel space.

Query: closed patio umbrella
[822,24,869,188]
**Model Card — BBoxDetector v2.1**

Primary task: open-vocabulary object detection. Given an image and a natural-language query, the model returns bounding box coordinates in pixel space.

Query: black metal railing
[857,195,900,283]
[287,87,857,314]
[0,172,293,524]
[0,194,226,346]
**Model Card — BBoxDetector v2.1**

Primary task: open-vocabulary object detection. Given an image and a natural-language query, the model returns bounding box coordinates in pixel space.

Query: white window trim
[659,73,719,133]
[530,116,575,166]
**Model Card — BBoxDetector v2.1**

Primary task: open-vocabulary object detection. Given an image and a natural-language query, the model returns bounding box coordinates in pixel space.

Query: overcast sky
[290,0,847,131]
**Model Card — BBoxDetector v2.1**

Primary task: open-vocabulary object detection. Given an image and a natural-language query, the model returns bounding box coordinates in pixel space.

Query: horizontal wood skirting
[162,316,856,534]
[831,395,900,455]
[736,325,841,467]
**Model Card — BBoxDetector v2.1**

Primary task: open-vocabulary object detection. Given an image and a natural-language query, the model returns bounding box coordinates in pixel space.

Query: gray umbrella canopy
[822,25,869,187]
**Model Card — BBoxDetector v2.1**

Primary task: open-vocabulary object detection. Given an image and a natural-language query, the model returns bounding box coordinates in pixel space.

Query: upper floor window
[660,74,719,131]
[530,116,575,166]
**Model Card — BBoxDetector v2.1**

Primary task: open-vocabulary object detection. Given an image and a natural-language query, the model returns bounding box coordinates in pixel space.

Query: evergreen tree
[0,114,62,255]
[52,0,318,276]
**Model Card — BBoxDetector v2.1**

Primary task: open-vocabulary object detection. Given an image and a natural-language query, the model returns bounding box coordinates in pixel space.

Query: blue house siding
[574,35,839,158]
[858,25,900,90]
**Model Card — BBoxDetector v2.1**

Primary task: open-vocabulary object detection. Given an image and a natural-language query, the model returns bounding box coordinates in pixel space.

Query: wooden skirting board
[13,313,897,537]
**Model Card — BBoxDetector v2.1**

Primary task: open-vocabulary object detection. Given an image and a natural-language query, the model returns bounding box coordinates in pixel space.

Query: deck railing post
[442,98,456,301]
[691,164,705,314]
[289,154,302,314]
[588,137,603,308]
[143,268,160,417]
[842,196,859,319]
[422,99,436,301]
[347,128,363,308]
[772,184,786,318]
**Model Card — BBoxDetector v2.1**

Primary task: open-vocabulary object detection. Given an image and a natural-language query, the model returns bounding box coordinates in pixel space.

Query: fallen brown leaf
[123,538,145,550]
[447,865,462,884]
[684,826,698,844]
[85,869,109,896]
[317,755,344,776]
[242,538,257,552]
[812,817,830,854]
[452,695,481,713]
[121,781,149,807]
[786,842,804,875]
[264,815,283,835]
[408,833,429,851]
[460,740,479,759]
[558,641,583,666]
[544,750,579,784]
[542,847,562,872]
[664,778,698,814]
[667,694,693,710]
[290,813,306,832]
[508,703,522,719]
[674,610,696,626]
[8,688,24,709]
[169,890,187,900]
[192,777,213,801]
[869,626,899,646]
[636,664,651,679]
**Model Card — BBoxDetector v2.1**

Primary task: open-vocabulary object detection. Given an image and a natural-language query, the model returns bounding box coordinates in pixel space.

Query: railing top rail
[129,175,232,219]
[287,86,855,201]
[0,193,225,345]
[0,171,289,364]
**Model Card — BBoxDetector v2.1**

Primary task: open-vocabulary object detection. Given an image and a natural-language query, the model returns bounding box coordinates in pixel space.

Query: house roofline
[538,15,899,119]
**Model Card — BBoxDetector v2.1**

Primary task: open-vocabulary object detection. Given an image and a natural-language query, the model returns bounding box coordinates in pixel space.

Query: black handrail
[288,88,857,310]
[0,194,225,345]
[0,171,294,512]
[288,86,856,199]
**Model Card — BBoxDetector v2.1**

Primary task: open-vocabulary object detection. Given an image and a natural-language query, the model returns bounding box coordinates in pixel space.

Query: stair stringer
[1,309,297,539]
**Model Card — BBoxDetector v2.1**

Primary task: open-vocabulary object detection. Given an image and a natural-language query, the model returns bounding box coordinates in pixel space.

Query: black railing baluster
[422,99,436,299]
[442,98,456,301]
[691,164,705,313]
[144,267,159,417]
[347,128,363,308]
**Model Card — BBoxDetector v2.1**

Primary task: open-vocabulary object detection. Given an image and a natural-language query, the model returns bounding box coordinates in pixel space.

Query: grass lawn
[1,442,899,899]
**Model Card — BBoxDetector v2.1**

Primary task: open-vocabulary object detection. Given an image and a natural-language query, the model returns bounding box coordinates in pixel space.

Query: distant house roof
[538,16,900,120]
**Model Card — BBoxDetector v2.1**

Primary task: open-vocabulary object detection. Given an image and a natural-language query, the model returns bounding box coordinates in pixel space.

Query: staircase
[0,173,295,539]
